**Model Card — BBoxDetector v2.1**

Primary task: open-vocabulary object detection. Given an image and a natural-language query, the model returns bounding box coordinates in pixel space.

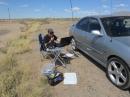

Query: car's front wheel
[107,57,130,90]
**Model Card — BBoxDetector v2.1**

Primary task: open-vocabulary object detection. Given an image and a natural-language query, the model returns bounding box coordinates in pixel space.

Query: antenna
[8,7,11,22]
[110,0,113,16]
[69,0,74,21]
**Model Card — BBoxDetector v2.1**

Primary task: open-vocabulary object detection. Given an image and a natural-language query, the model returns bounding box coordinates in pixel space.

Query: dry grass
[0,30,10,35]
[0,53,51,97]
[0,20,52,97]
[0,54,23,97]
[7,37,31,54]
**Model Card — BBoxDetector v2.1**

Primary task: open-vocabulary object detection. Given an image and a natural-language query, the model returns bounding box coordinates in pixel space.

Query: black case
[47,71,64,86]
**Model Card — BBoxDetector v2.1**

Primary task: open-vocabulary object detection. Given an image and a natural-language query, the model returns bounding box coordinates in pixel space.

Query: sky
[0,0,130,19]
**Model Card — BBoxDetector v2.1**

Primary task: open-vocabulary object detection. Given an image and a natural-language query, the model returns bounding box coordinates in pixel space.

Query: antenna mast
[8,8,11,22]
[110,0,113,16]
[69,0,74,21]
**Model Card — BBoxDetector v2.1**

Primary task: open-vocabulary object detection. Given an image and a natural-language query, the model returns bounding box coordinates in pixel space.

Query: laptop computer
[59,36,73,47]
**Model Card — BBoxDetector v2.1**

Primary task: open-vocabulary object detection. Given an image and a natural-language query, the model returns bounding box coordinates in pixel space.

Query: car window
[88,18,101,32]
[76,18,89,32]
[101,16,130,37]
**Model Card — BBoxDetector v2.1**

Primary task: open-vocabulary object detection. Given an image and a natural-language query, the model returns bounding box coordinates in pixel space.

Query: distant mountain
[112,11,130,16]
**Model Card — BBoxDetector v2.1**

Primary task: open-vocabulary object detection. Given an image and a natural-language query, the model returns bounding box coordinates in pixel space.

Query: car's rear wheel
[71,38,77,51]
[107,57,130,90]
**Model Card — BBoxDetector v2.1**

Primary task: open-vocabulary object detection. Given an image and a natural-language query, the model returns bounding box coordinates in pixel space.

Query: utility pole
[8,7,11,22]
[69,0,74,21]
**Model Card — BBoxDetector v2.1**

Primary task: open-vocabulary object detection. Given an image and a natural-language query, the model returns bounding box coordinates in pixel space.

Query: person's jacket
[44,34,57,43]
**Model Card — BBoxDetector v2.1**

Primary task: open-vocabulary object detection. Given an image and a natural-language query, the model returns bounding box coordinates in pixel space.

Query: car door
[86,18,107,62]
[74,18,90,51]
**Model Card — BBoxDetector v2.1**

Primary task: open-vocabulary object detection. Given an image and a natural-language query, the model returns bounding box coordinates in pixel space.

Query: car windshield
[101,16,130,37]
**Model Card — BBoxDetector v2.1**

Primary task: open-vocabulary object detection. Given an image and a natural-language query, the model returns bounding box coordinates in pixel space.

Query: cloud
[78,9,111,16]
[103,10,110,14]
[64,6,100,16]
[116,3,127,8]
[64,6,80,13]
[64,9,71,13]
[0,1,8,6]
[34,9,41,12]
[102,5,108,8]
[113,3,128,12]
[20,4,29,8]
[79,10,99,16]
[72,7,80,12]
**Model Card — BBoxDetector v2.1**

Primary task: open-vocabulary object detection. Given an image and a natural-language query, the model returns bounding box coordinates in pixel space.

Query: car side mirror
[91,30,103,37]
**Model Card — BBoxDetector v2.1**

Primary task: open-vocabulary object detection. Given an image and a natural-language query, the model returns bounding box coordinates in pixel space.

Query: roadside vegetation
[0,20,52,97]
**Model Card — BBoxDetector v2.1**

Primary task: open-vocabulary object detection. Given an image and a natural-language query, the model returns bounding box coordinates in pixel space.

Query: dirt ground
[0,20,130,97]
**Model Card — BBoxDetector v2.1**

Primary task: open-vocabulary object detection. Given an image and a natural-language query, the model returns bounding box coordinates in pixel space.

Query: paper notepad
[64,73,77,85]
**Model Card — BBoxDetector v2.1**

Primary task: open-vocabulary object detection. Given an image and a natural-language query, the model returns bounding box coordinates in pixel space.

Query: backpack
[47,71,64,86]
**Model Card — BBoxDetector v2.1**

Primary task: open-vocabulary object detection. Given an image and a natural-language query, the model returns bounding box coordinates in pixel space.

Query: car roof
[84,15,130,19]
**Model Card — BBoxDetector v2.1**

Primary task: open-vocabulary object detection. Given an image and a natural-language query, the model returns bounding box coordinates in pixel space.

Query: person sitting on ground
[44,28,58,48]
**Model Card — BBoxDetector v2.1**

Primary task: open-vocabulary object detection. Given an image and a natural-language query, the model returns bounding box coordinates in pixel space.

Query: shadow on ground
[78,50,106,72]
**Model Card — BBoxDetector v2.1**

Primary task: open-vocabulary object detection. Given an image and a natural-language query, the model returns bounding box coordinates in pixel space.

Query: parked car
[69,15,130,90]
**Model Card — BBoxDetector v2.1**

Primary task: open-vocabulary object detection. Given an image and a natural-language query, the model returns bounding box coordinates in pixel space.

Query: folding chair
[38,33,66,67]
[38,33,48,58]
